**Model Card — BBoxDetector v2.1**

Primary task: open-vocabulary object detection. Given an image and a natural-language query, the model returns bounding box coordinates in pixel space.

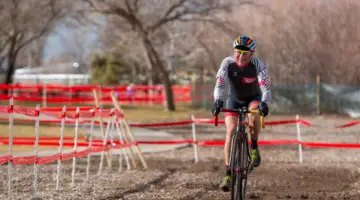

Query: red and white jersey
[214,56,271,103]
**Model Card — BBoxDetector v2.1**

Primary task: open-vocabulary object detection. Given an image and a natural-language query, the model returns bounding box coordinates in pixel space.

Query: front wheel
[240,133,251,199]
[230,132,240,200]
[230,132,250,200]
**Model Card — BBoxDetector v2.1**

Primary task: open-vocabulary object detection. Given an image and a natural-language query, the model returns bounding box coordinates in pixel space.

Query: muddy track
[1,146,360,200]
[1,115,360,199]
[100,172,173,200]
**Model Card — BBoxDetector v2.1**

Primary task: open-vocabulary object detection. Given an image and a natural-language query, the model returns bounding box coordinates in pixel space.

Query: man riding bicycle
[211,35,271,192]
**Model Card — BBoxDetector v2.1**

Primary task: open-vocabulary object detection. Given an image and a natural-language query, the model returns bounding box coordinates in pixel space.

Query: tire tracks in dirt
[100,169,176,200]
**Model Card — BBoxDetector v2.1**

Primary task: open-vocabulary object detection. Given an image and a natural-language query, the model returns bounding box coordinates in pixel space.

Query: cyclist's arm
[213,57,233,101]
[252,58,271,104]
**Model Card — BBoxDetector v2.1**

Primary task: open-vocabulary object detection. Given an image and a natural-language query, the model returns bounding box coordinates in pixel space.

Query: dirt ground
[1,115,360,200]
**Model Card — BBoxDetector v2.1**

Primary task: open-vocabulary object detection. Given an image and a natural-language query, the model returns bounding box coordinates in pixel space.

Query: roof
[15,62,90,75]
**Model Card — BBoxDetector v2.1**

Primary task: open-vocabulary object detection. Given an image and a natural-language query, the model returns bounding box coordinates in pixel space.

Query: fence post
[85,110,95,181]
[296,114,303,164]
[316,75,320,115]
[98,117,112,175]
[191,114,199,163]
[71,107,80,185]
[8,98,14,200]
[149,85,153,106]
[33,104,40,195]
[56,106,66,191]
[92,89,111,167]
[42,84,47,108]
[109,112,115,167]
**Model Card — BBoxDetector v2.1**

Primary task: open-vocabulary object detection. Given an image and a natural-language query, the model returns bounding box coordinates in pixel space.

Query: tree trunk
[142,36,176,111]
[0,57,4,69]
[5,55,16,84]
[160,70,175,111]
[3,54,16,95]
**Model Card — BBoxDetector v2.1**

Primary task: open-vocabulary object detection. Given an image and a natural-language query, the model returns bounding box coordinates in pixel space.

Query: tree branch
[163,0,187,20]
[147,1,234,33]
[179,17,237,37]
[16,8,61,52]
[123,0,143,31]
[133,0,139,13]
[196,37,218,74]
[125,0,133,13]
[147,0,187,32]
[84,0,133,22]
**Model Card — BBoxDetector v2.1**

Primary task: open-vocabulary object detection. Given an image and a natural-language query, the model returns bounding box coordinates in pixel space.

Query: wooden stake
[118,118,137,168]
[122,119,148,169]
[110,92,148,169]
[92,89,111,167]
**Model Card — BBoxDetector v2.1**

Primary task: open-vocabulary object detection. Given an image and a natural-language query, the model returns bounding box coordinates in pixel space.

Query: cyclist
[211,35,270,191]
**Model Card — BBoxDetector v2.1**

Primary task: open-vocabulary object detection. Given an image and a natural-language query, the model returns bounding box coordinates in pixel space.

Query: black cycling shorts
[225,94,262,117]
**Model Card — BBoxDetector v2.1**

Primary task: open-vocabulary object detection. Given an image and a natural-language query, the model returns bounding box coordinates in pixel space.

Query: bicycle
[214,107,265,200]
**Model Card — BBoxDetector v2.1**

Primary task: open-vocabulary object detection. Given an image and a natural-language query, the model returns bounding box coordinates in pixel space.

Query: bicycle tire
[230,132,241,200]
[231,130,251,200]
[239,132,251,199]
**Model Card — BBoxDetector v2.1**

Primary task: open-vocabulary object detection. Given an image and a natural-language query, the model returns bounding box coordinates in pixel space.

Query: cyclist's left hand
[212,99,223,116]
[258,101,269,117]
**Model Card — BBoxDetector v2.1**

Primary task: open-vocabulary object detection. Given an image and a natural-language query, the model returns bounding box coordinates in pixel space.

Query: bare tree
[0,0,71,84]
[82,0,239,111]
[222,0,360,84]
[266,0,360,84]
[98,16,150,82]
[0,2,9,69]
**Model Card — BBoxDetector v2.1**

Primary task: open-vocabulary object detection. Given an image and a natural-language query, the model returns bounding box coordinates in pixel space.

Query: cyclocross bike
[214,107,265,200]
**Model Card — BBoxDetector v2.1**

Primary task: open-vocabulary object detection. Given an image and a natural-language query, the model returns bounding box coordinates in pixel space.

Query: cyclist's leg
[247,94,262,140]
[248,101,260,141]
[224,98,238,171]
[219,98,238,191]
[247,95,262,167]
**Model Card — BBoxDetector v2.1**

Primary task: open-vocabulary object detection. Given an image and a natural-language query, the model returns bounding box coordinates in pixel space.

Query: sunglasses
[235,49,253,55]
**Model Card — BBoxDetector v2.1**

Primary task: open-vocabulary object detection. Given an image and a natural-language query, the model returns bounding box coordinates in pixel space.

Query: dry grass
[120,104,210,122]
[0,123,86,153]
[0,145,74,154]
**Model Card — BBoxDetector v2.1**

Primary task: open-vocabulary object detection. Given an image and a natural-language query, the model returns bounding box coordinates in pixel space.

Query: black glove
[212,99,223,116]
[258,101,269,117]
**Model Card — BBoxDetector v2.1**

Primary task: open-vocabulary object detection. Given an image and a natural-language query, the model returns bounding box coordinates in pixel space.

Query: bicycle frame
[234,107,254,170]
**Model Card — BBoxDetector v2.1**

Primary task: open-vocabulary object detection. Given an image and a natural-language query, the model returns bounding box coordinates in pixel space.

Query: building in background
[14,62,91,85]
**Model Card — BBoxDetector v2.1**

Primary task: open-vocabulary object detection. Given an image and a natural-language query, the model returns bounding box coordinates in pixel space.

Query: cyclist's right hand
[258,101,269,117]
[211,99,223,116]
